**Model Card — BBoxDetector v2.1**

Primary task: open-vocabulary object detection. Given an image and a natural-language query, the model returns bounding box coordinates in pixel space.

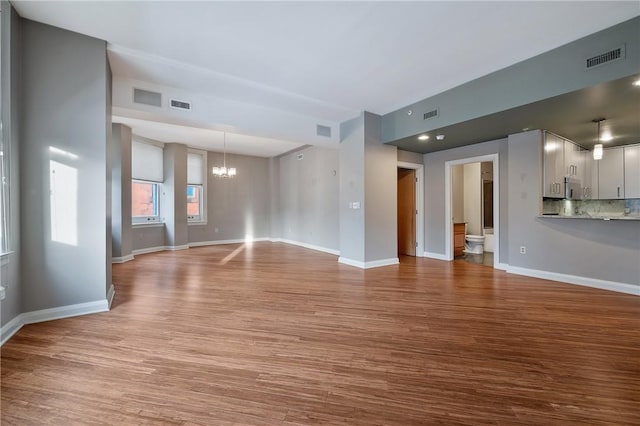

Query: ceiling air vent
[316,124,331,138]
[170,99,192,111]
[423,108,439,120]
[586,44,625,69]
[133,88,162,107]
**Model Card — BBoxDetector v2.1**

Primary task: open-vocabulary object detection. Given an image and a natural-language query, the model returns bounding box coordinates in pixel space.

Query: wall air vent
[133,88,162,107]
[586,44,625,69]
[170,99,192,111]
[316,124,331,138]
[423,108,439,120]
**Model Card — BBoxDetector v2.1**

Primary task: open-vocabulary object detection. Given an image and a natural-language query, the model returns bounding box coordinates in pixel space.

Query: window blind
[132,140,163,182]
[187,152,204,185]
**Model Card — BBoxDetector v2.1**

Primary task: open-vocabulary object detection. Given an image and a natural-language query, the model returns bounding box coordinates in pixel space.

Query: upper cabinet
[543,132,566,198]
[598,147,625,199]
[624,145,640,199]
[579,150,597,199]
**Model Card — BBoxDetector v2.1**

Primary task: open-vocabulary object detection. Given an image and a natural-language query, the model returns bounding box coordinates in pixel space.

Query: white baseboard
[274,239,339,256]
[112,254,134,263]
[506,265,640,296]
[1,298,110,346]
[494,262,509,271]
[132,246,166,256]
[424,251,450,261]
[339,257,399,269]
[107,284,115,308]
[189,238,269,248]
[165,244,190,251]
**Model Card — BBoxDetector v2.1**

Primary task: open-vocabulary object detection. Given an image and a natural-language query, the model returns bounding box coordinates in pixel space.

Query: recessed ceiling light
[522,127,530,131]
[633,79,640,87]
[407,109,413,116]
[436,134,445,141]
[418,134,429,141]
[601,131,613,142]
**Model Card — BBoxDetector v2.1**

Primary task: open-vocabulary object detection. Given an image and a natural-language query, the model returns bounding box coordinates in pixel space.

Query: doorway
[397,168,416,256]
[444,154,500,268]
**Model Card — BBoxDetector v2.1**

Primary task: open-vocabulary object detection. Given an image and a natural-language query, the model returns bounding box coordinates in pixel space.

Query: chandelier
[212,132,236,178]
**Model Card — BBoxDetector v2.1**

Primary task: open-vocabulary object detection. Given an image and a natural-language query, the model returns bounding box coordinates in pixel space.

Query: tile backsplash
[542,199,640,217]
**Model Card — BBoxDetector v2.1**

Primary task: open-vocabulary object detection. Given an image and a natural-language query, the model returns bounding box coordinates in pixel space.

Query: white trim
[189,237,269,248]
[0,286,5,301]
[112,254,134,263]
[107,284,115,308]
[397,161,425,257]
[165,244,190,251]
[1,299,110,346]
[445,153,500,268]
[278,239,339,256]
[339,257,399,269]
[132,246,166,256]
[495,262,509,271]
[132,222,165,229]
[1,315,23,346]
[506,265,640,296]
[423,251,450,261]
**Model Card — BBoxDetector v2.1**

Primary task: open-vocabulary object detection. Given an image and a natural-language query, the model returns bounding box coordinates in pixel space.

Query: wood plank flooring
[2,242,639,425]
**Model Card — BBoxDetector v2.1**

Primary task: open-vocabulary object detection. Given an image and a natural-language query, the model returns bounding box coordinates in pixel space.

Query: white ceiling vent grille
[170,99,192,111]
[133,88,162,107]
[423,108,439,120]
[316,124,332,138]
[586,44,625,69]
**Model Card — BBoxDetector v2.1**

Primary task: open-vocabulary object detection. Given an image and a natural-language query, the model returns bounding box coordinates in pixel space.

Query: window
[132,140,163,224]
[187,150,206,222]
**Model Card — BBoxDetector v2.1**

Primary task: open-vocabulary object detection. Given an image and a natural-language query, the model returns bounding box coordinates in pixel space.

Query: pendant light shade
[212,132,236,178]
[592,118,605,161]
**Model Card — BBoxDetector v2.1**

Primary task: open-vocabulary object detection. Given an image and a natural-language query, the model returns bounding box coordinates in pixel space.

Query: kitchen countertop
[538,214,640,221]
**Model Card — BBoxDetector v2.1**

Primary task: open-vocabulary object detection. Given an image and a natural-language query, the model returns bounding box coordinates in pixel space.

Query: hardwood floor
[2,242,639,425]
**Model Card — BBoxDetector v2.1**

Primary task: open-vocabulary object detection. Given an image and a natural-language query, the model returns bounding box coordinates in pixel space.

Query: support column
[163,143,189,249]
[339,112,398,268]
[111,123,132,261]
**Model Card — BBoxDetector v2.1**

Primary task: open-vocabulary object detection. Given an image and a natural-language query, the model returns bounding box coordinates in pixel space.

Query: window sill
[132,222,165,229]
[188,221,208,226]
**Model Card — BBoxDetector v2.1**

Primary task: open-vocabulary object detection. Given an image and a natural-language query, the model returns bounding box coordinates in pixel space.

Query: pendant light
[592,118,604,161]
[212,132,236,178]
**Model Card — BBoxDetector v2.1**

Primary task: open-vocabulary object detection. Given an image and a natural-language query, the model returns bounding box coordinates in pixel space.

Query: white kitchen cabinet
[565,140,582,179]
[579,150,596,199]
[598,147,624,199]
[543,132,565,198]
[624,144,640,199]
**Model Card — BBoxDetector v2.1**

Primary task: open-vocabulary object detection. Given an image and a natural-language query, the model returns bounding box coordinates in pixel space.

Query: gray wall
[268,157,281,238]
[364,112,397,261]
[508,130,639,286]
[423,138,509,263]
[20,20,110,311]
[383,17,640,142]
[0,4,21,327]
[339,114,366,262]
[188,151,270,243]
[132,226,166,251]
[111,123,132,258]
[163,143,188,248]
[277,146,339,251]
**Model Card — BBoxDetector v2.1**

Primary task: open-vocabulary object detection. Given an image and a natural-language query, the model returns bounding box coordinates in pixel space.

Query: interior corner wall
[188,151,270,244]
[277,146,340,251]
[268,157,281,239]
[105,60,112,292]
[20,19,110,311]
[339,114,366,262]
[423,137,509,264]
[363,112,397,262]
[111,123,132,258]
[0,3,22,328]
[507,131,640,287]
[163,143,188,248]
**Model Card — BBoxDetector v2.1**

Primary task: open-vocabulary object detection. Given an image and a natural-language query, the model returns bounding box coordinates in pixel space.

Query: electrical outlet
[520,246,526,254]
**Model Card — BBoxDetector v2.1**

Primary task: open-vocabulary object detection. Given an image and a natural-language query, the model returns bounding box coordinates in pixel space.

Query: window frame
[131,179,161,225]
[187,149,207,225]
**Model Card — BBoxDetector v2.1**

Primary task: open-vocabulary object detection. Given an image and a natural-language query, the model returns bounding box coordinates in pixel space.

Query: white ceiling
[13,1,640,156]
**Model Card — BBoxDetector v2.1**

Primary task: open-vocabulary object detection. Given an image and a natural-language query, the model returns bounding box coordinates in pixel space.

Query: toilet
[464,235,485,254]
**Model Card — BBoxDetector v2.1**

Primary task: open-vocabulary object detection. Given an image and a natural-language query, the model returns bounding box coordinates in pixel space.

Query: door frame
[444,154,500,268]
[397,161,424,257]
